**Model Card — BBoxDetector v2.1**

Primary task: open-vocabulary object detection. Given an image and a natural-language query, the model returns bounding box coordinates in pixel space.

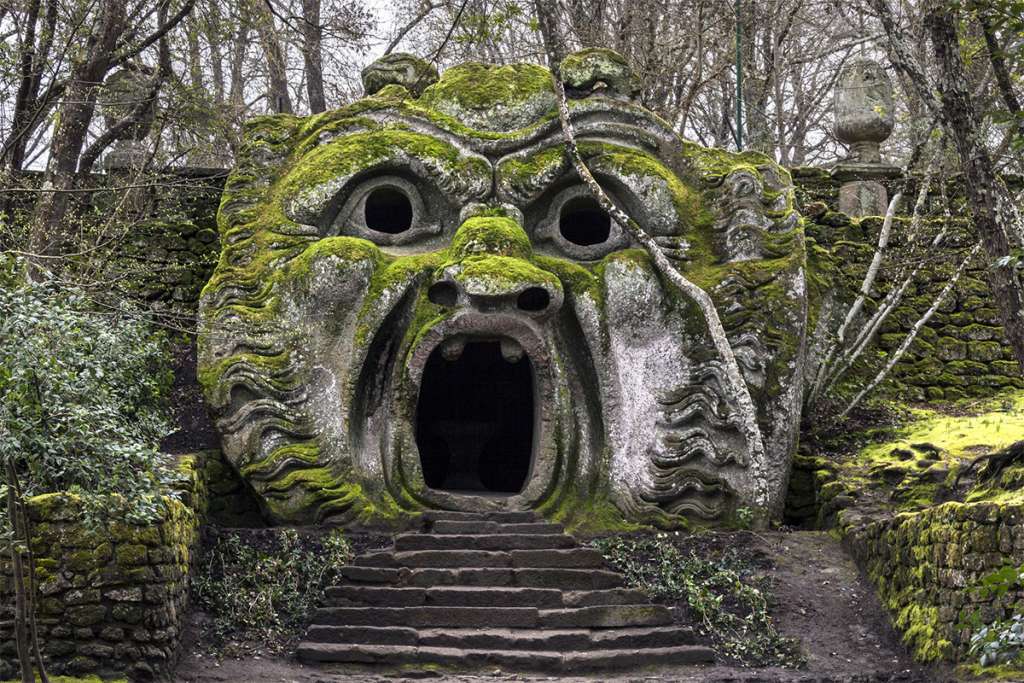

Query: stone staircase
[297,510,715,672]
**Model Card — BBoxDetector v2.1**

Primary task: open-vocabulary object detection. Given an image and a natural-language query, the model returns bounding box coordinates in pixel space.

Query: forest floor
[173,529,955,683]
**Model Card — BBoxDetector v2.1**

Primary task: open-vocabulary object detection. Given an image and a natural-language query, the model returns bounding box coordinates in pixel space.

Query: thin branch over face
[534,0,768,506]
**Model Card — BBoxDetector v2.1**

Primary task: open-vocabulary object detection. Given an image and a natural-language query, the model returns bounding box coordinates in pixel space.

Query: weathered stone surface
[300,510,713,672]
[361,52,438,97]
[834,58,894,164]
[198,50,807,529]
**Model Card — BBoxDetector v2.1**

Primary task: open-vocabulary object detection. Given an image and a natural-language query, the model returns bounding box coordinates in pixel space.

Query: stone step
[417,625,698,651]
[422,510,540,524]
[295,642,716,670]
[511,548,606,568]
[325,585,565,608]
[430,520,564,535]
[563,588,651,607]
[340,566,625,589]
[312,604,669,629]
[313,606,540,628]
[303,625,698,650]
[355,550,511,568]
[306,625,419,646]
[354,547,606,570]
[394,533,576,552]
[538,605,673,629]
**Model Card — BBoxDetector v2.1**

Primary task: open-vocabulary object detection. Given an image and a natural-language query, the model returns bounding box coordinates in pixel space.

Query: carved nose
[427,277,560,316]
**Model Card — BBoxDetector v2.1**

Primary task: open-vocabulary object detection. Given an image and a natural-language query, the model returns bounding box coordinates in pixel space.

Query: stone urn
[834,58,894,164]
[99,66,155,171]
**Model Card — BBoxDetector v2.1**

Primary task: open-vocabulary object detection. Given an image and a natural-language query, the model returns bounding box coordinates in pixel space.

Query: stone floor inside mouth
[415,339,534,494]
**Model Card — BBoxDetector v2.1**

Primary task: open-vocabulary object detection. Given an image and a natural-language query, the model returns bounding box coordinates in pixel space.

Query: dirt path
[174,530,953,683]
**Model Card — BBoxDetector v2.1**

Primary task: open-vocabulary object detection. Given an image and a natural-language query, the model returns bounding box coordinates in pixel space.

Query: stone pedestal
[102,139,149,172]
[833,162,902,217]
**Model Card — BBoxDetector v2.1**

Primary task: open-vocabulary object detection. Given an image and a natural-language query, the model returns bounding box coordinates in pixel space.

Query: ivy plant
[0,259,175,526]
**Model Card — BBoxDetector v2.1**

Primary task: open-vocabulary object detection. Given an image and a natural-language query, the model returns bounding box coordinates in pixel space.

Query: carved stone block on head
[197,50,808,530]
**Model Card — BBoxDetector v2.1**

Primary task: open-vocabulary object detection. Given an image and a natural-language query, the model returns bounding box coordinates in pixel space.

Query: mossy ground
[818,390,1024,515]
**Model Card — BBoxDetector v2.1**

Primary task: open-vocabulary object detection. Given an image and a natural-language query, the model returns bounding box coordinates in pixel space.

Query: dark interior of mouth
[415,340,533,494]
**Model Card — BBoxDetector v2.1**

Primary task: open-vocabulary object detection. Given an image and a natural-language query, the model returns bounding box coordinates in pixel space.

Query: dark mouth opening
[415,339,534,494]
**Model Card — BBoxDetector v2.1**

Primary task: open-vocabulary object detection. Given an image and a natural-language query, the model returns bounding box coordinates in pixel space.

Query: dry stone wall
[795,169,1023,402]
[0,454,207,680]
[841,502,1024,663]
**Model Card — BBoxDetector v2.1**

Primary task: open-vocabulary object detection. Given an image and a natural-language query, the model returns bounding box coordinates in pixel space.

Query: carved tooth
[500,338,524,363]
[441,337,465,361]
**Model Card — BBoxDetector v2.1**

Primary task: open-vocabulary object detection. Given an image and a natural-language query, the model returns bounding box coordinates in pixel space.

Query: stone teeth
[500,338,524,363]
[441,337,465,361]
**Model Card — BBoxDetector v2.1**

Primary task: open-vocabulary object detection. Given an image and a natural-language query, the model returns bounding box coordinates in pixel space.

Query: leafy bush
[191,528,353,651]
[0,265,175,525]
[592,534,804,667]
[970,614,1024,667]
[966,564,1024,667]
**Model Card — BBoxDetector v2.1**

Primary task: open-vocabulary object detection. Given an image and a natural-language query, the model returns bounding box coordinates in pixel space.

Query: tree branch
[535,4,769,506]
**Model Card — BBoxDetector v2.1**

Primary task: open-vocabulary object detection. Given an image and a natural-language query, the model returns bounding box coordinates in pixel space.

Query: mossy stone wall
[0,455,208,680]
[799,171,1022,401]
[3,169,224,318]
[842,502,1024,663]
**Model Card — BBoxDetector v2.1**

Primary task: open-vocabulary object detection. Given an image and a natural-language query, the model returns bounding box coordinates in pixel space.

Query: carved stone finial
[833,58,899,217]
[99,66,156,171]
[361,53,439,97]
[559,48,640,98]
[834,58,894,164]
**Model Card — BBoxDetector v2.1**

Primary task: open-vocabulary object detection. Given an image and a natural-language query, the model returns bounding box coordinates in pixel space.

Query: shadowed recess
[415,340,534,493]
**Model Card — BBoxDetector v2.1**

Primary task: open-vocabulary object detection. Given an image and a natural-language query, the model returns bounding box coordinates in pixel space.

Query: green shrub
[0,265,174,526]
[592,533,804,667]
[191,528,353,651]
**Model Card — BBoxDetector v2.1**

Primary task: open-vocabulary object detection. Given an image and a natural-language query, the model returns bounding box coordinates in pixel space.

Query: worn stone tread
[538,605,673,628]
[430,521,564,535]
[304,625,418,646]
[510,548,607,568]
[422,511,539,524]
[394,533,576,551]
[295,642,715,669]
[354,550,512,568]
[326,585,564,608]
[563,588,651,607]
[313,605,540,628]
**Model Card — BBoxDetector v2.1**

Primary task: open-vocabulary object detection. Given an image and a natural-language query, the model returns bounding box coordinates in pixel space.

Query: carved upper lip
[405,312,548,391]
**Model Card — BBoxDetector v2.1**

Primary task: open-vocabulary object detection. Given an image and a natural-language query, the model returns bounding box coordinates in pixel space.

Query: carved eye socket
[365,186,413,234]
[536,186,626,260]
[559,196,610,246]
[329,175,442,246]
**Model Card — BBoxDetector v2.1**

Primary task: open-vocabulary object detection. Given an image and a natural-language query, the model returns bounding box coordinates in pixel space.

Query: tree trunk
[28,0,125,267]
[255,1,293,114]
[6,459,33,683]
[300,0,326,113]
[978,10,1024,144]
[925,5,1024,371]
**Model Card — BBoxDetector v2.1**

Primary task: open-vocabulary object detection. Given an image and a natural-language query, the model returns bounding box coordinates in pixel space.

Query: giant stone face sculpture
[198,50,807,529]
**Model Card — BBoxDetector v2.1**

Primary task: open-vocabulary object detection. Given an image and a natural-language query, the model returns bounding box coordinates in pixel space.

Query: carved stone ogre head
[198,50,807,529]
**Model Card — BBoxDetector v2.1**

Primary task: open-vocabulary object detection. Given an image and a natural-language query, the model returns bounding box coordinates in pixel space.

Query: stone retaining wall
[805,208,1021,401]
[841,502,1024,662]
[0,454,207,680]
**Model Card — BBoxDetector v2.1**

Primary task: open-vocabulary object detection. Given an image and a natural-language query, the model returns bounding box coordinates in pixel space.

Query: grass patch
[591,533,804,668]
